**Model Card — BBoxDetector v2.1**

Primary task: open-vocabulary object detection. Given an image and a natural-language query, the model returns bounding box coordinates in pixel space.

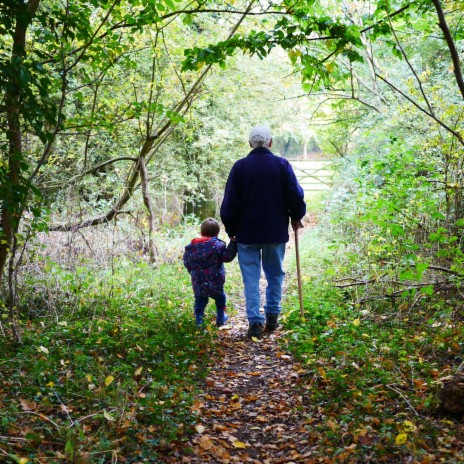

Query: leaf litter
[161,260,313,463]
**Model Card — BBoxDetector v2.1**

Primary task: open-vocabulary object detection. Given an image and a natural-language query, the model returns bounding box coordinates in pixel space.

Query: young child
[183,218,237,326]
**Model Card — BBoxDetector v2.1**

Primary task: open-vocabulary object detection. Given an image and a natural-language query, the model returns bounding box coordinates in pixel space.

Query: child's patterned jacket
[183,237,237,297]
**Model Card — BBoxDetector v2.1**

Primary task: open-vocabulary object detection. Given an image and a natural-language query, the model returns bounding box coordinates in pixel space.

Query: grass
[0,256,218,463]
[282,226,464,462]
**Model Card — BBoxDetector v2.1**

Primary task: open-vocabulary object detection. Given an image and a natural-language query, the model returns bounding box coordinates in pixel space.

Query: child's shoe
[216,308,229,327]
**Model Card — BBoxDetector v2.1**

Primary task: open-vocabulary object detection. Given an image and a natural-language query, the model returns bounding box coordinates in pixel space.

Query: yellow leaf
[233,441,247,448]
[395,433,408,445]
[134,366,143,376]
[403,420,415,432]
[195,424,205,434]
[103,410,115,422]
[86,374,92,382]
[327,419,338,431]
[105,375,115,387]
[251,337,261,343]
[46,381,55,388]
[317,367,327,380]
[353,319,361,327]
[324,62,335,73]
[231,393,239,400]
[38,345,49,354]
[19,459,29,464]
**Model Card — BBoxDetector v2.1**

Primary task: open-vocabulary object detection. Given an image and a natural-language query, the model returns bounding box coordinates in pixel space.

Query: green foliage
[0,257,217,461]
[283,227,464,461]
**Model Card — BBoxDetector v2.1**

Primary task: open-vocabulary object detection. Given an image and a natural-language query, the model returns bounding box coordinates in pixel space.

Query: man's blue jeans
[237,243,286,324]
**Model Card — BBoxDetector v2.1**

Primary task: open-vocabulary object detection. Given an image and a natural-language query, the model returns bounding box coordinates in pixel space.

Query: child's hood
[190,237,213,245]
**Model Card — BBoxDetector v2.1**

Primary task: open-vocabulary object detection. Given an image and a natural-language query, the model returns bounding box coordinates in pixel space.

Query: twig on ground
[18,411,62,431]
[386,384,420,417]
[0,436,28,442]
[334,274,387,288]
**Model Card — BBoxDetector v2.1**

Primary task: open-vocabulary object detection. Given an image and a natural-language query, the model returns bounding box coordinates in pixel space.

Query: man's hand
[291,220,304,231]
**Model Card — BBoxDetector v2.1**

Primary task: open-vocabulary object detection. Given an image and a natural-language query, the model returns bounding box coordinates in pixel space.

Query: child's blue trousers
[194,291,227,325]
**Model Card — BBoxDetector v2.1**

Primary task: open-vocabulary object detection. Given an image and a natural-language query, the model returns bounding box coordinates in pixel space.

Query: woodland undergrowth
[282,217,464,463]
[0,223,222,463]
[0,209,463,463]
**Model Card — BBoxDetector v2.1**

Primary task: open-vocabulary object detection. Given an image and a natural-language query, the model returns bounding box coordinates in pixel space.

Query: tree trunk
[0,0,41,285]
[139,159,158,263]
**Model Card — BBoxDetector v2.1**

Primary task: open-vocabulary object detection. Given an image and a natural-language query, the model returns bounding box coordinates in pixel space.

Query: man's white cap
[249,125,272,145]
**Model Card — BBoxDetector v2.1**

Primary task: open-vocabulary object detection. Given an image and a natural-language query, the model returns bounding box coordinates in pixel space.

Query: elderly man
[220,125,306,338]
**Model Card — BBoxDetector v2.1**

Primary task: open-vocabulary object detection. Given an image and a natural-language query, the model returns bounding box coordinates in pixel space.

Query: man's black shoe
[265,314,279,332]
[247,322,264,339]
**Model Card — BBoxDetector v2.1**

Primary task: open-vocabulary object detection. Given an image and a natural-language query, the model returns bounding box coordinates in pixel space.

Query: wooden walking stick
[294,227,305,320]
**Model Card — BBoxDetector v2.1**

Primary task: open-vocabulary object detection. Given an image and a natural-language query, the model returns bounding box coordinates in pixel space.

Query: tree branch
[431,0,464,101]
[42,156,139,192]
[48,2,256,232]
[376,73,464,147]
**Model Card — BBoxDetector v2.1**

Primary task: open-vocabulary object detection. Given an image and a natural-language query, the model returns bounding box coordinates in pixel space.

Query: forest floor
[161,283,311,463]
[1,214,464,463]
[160,217,326,463]
[158,215,464,464]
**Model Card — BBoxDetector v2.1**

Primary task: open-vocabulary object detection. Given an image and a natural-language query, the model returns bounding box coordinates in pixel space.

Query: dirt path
[162,302,311,463]
[161,219,318,463]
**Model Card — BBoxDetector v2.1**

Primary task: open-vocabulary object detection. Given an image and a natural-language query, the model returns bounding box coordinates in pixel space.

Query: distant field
[289,159,333,196]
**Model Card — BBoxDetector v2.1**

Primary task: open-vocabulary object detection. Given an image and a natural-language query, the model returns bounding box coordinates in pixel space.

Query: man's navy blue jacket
[220,147,306,244]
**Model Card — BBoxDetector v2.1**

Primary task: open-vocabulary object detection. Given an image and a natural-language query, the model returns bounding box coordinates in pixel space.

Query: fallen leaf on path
[198,434,214,450]
[232,441,247,448]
